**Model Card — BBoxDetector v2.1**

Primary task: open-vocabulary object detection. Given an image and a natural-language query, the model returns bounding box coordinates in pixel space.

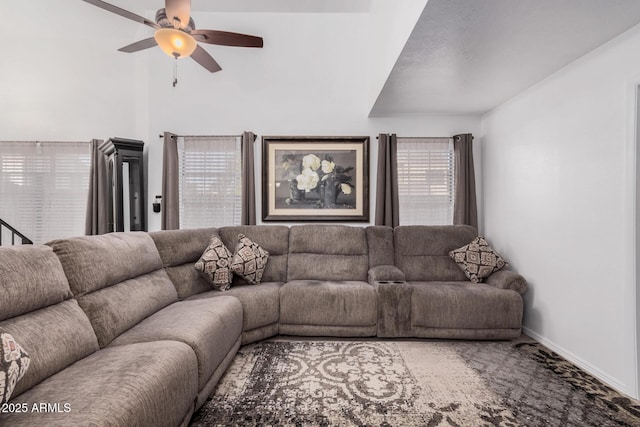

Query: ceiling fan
[82,0,263,74]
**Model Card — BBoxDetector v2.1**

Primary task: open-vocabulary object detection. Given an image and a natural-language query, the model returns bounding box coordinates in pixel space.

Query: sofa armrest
[368,265,406,285]
[484,270,527,295]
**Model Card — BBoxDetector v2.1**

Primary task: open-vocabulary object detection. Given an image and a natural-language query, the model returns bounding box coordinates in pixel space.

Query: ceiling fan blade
[165,0,191,30]
[82,0,159,30]
[118,38,158,53]
[191,45,222,73]
[191,30,263,48]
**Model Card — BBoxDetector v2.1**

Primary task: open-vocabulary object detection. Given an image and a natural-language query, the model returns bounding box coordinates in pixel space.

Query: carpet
[191,337,640,426]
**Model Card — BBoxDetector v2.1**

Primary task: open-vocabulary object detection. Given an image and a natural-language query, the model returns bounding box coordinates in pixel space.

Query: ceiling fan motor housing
[155,8,195,31]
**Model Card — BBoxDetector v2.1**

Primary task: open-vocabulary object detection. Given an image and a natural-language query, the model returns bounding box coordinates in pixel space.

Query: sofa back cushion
[0,245,99,399]
[394,225,478,281]
[49,233,178,347]
[287,225,368,281]
[150,228,218,299]
[219,226,289,284]
[366,226,395,267]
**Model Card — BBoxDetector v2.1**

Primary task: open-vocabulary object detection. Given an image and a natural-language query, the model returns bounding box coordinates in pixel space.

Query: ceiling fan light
[154,28,197,58]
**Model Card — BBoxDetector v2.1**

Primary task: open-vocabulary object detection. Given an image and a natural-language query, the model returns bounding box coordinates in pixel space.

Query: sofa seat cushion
[0,341,198,427]
[280,280,377,327]
[410,281,523,330]
[109,297,242,389]
[187,282,282,332]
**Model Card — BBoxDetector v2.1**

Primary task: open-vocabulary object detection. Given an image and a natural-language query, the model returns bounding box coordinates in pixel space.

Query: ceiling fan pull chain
[173,58,178,87]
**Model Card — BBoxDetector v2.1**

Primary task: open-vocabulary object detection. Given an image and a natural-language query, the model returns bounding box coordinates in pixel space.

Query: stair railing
[0,218,33,246]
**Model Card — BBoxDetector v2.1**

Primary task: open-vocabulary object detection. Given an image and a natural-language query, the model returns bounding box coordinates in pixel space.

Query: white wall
[1,2,140,141]
[142,11,480,230]
[481,24,640,398]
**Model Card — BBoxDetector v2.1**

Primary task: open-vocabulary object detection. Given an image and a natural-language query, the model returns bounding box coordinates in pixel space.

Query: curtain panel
[241,131,257,225]
[453,133,478,229]
[85,139,109,235]
[161,131,180,230]
[374,133,400,227]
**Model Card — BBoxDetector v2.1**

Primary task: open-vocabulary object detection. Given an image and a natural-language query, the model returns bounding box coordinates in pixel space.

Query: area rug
[191,337,640,426]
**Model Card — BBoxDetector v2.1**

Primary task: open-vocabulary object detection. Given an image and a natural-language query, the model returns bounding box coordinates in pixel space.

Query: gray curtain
[161,131,180,230]
[453,133,478,229]
[374,133,399,227]
[241,131,257,225]
[85,139,109,235]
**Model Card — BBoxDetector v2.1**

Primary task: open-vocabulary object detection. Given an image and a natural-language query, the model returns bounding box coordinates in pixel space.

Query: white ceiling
[370,0,640,117]
[133,0,369,13]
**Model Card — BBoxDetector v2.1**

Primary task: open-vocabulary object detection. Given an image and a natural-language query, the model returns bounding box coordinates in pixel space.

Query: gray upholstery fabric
[288,225,369,281]
[150,228,218,268]
[366,226,395,267]
[0,245,72,321]
[0,341,198,427]
[150,228,218,299]
[110,297,242,389]
[0,300,99,399]
[410,327,521,340]
[241,323,279,345]
[394,225,478,281]
[368,265,406,284]
[280,280,377,329]
[377,281,412,337]
[48,232,164,297]
[219,226,289,283]
[187,282,282,333]
[195,336,241,409]
[410,281,523,331]
[485,269,528,294]
[77,270,178,348]
[278,324,377,337]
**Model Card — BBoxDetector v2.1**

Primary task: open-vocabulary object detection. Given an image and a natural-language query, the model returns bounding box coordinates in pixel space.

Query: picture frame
[262,136,369,222]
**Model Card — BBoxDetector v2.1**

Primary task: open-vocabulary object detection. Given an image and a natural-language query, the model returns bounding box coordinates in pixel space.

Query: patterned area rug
[191,337,640,426]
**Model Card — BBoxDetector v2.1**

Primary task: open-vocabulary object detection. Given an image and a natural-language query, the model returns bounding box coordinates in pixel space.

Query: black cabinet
[99,138,146,232]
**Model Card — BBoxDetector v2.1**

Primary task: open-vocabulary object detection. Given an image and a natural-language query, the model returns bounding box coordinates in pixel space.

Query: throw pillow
[1,330,30,404]
[195,235,234,291]
[449,236,507,283]
[231,234,269,285]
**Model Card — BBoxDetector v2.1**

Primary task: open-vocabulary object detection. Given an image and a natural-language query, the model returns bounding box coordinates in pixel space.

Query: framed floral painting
[262,136,369,222]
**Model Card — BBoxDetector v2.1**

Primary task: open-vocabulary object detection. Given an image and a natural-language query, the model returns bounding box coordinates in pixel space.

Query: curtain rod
[158,134,242,139]
[376,136,453,140]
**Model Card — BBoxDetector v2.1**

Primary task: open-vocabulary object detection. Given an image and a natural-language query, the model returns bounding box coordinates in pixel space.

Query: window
[0,141,91,244]
[397,137,454,225]
[178,135,242,228]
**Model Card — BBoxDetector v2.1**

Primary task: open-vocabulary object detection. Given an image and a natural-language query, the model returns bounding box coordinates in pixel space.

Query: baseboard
[522,326,634,398]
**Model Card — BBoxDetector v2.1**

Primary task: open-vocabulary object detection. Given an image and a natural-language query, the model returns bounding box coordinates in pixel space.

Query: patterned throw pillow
[231,234,269,285]
[195,235,234,291]
[1,330,30,404]
[449,236,507,283]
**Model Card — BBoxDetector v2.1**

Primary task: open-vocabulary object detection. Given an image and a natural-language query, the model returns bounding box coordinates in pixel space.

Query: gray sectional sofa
[0,224,526,426]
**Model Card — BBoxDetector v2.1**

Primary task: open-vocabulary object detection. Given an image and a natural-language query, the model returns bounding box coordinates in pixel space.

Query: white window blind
[0,141,91,244]
[397,137,454,225]
[178,135,241,229]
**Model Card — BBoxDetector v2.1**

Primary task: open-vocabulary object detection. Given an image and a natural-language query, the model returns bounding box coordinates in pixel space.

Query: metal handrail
[0,218,33,245]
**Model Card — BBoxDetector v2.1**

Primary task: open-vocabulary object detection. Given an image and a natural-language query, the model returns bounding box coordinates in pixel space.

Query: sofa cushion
[287,225,369,281]
[187,282,282,333]
[110,297,242,390]
[280,280,377,327]
[0,245,72,322]
[219,226,289,284]
[0,330,30,404]
[449,236,507,283]
[394,225,478,282]
[195,235,234,291]
[150,227,218,299]
[49,233,178,348]
[0,300,99,399]
[410,281,523,330]
[230,234,269,285]
[366,226,395,267]
[0,341,198,427]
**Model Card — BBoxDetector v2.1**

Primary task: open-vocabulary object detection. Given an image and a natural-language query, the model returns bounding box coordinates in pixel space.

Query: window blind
[0,141,91,244]
[397,137,454,225]
[178,135,241,229]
